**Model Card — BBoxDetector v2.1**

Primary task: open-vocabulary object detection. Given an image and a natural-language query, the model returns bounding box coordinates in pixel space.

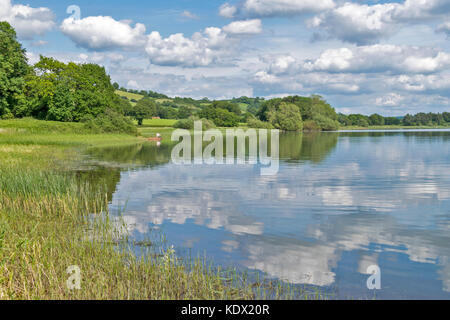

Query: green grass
[135,119,177,128]
[154,98,172,104]
[0,132,143,147]
[115,90,144,103]
[0,118,84,133]
[0,119,144,148]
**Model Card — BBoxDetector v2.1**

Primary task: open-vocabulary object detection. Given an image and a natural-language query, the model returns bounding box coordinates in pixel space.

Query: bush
[0,111,14,120]
[81,109,137,135]
[173,117,215,130]
[199,106,240,127]
[348,114,370,127]
[312,114,340,131]
[303,120,321,132]
[369,113,385,126]
[247,118,273,129]
[267,102,303,131]
[173,119,192,129]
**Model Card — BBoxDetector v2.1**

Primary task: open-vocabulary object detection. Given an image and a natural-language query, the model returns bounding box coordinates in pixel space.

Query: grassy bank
[0,119,256,299]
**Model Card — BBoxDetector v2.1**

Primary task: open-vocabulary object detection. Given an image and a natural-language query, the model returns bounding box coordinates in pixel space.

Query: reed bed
[0,163,257,299]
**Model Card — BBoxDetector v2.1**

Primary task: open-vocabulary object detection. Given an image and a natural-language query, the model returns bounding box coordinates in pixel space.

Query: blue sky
[1,0,450,115]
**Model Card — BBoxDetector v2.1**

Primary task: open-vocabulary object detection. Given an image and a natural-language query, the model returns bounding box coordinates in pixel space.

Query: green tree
[267,102,303,131]
[369,113,385,126]
[385,117,401,125]
[21,58,61,119]
[337,113,352,126]
[258,95,338,131]
[0,22,29,118]
[198,105,240,127]
[47,82,74,121]
[310,95,338,121]
[132,98,156,125]
[213,107,240,127]
[22,56,123,121]
[257,98,282,121]
[443,112,450,123]
[348,114,370,127]
[118,98,134,116]
[211,101,241,116]
[312,113,339,131]
[177,106,191,119]
[69,62,121,120]
[402,114,414,126]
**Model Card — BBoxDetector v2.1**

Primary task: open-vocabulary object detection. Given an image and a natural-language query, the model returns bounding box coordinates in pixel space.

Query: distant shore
[338,125,450,131]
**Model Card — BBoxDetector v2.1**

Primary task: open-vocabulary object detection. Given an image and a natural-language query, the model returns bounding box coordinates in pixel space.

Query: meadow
[115,90,144,105]
[135,119,178,128]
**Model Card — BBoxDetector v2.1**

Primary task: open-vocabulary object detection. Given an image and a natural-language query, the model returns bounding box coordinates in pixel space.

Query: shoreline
[337,125,450,131]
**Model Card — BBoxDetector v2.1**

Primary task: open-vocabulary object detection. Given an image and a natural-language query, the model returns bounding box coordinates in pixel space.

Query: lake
[88,130,450,299]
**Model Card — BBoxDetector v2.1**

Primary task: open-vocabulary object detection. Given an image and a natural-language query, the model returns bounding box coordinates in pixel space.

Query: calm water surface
[89,130,450,299]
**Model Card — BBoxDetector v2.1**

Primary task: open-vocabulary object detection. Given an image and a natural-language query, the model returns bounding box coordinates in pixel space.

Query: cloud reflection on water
[107,132,450,297]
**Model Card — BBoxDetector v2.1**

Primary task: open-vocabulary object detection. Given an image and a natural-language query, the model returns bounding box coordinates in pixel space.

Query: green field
[135,119,178,127]
[115,90,144,105]
[0,118,84,133]
[0,118,142,147]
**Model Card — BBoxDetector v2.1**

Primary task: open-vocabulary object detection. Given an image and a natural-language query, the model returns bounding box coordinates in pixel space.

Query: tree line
[338,112,450,127]
[170,95,341,131]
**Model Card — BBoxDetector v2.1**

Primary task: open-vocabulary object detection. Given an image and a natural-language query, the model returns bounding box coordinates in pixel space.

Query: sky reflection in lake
[101,131,450,299]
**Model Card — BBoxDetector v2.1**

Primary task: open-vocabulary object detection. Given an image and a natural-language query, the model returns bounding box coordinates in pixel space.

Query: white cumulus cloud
[60,16,147,50]
[0,0,55,39]
[145,27,230,67]
[310,0,450,44]
[303,45,450,74]
[223,19,262,35]
[219,3,237,18]
[375,93,405,107]
[60,14,263,67]
[254,70,280,84]
[242,0,335,17]
[389,74,450,95]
